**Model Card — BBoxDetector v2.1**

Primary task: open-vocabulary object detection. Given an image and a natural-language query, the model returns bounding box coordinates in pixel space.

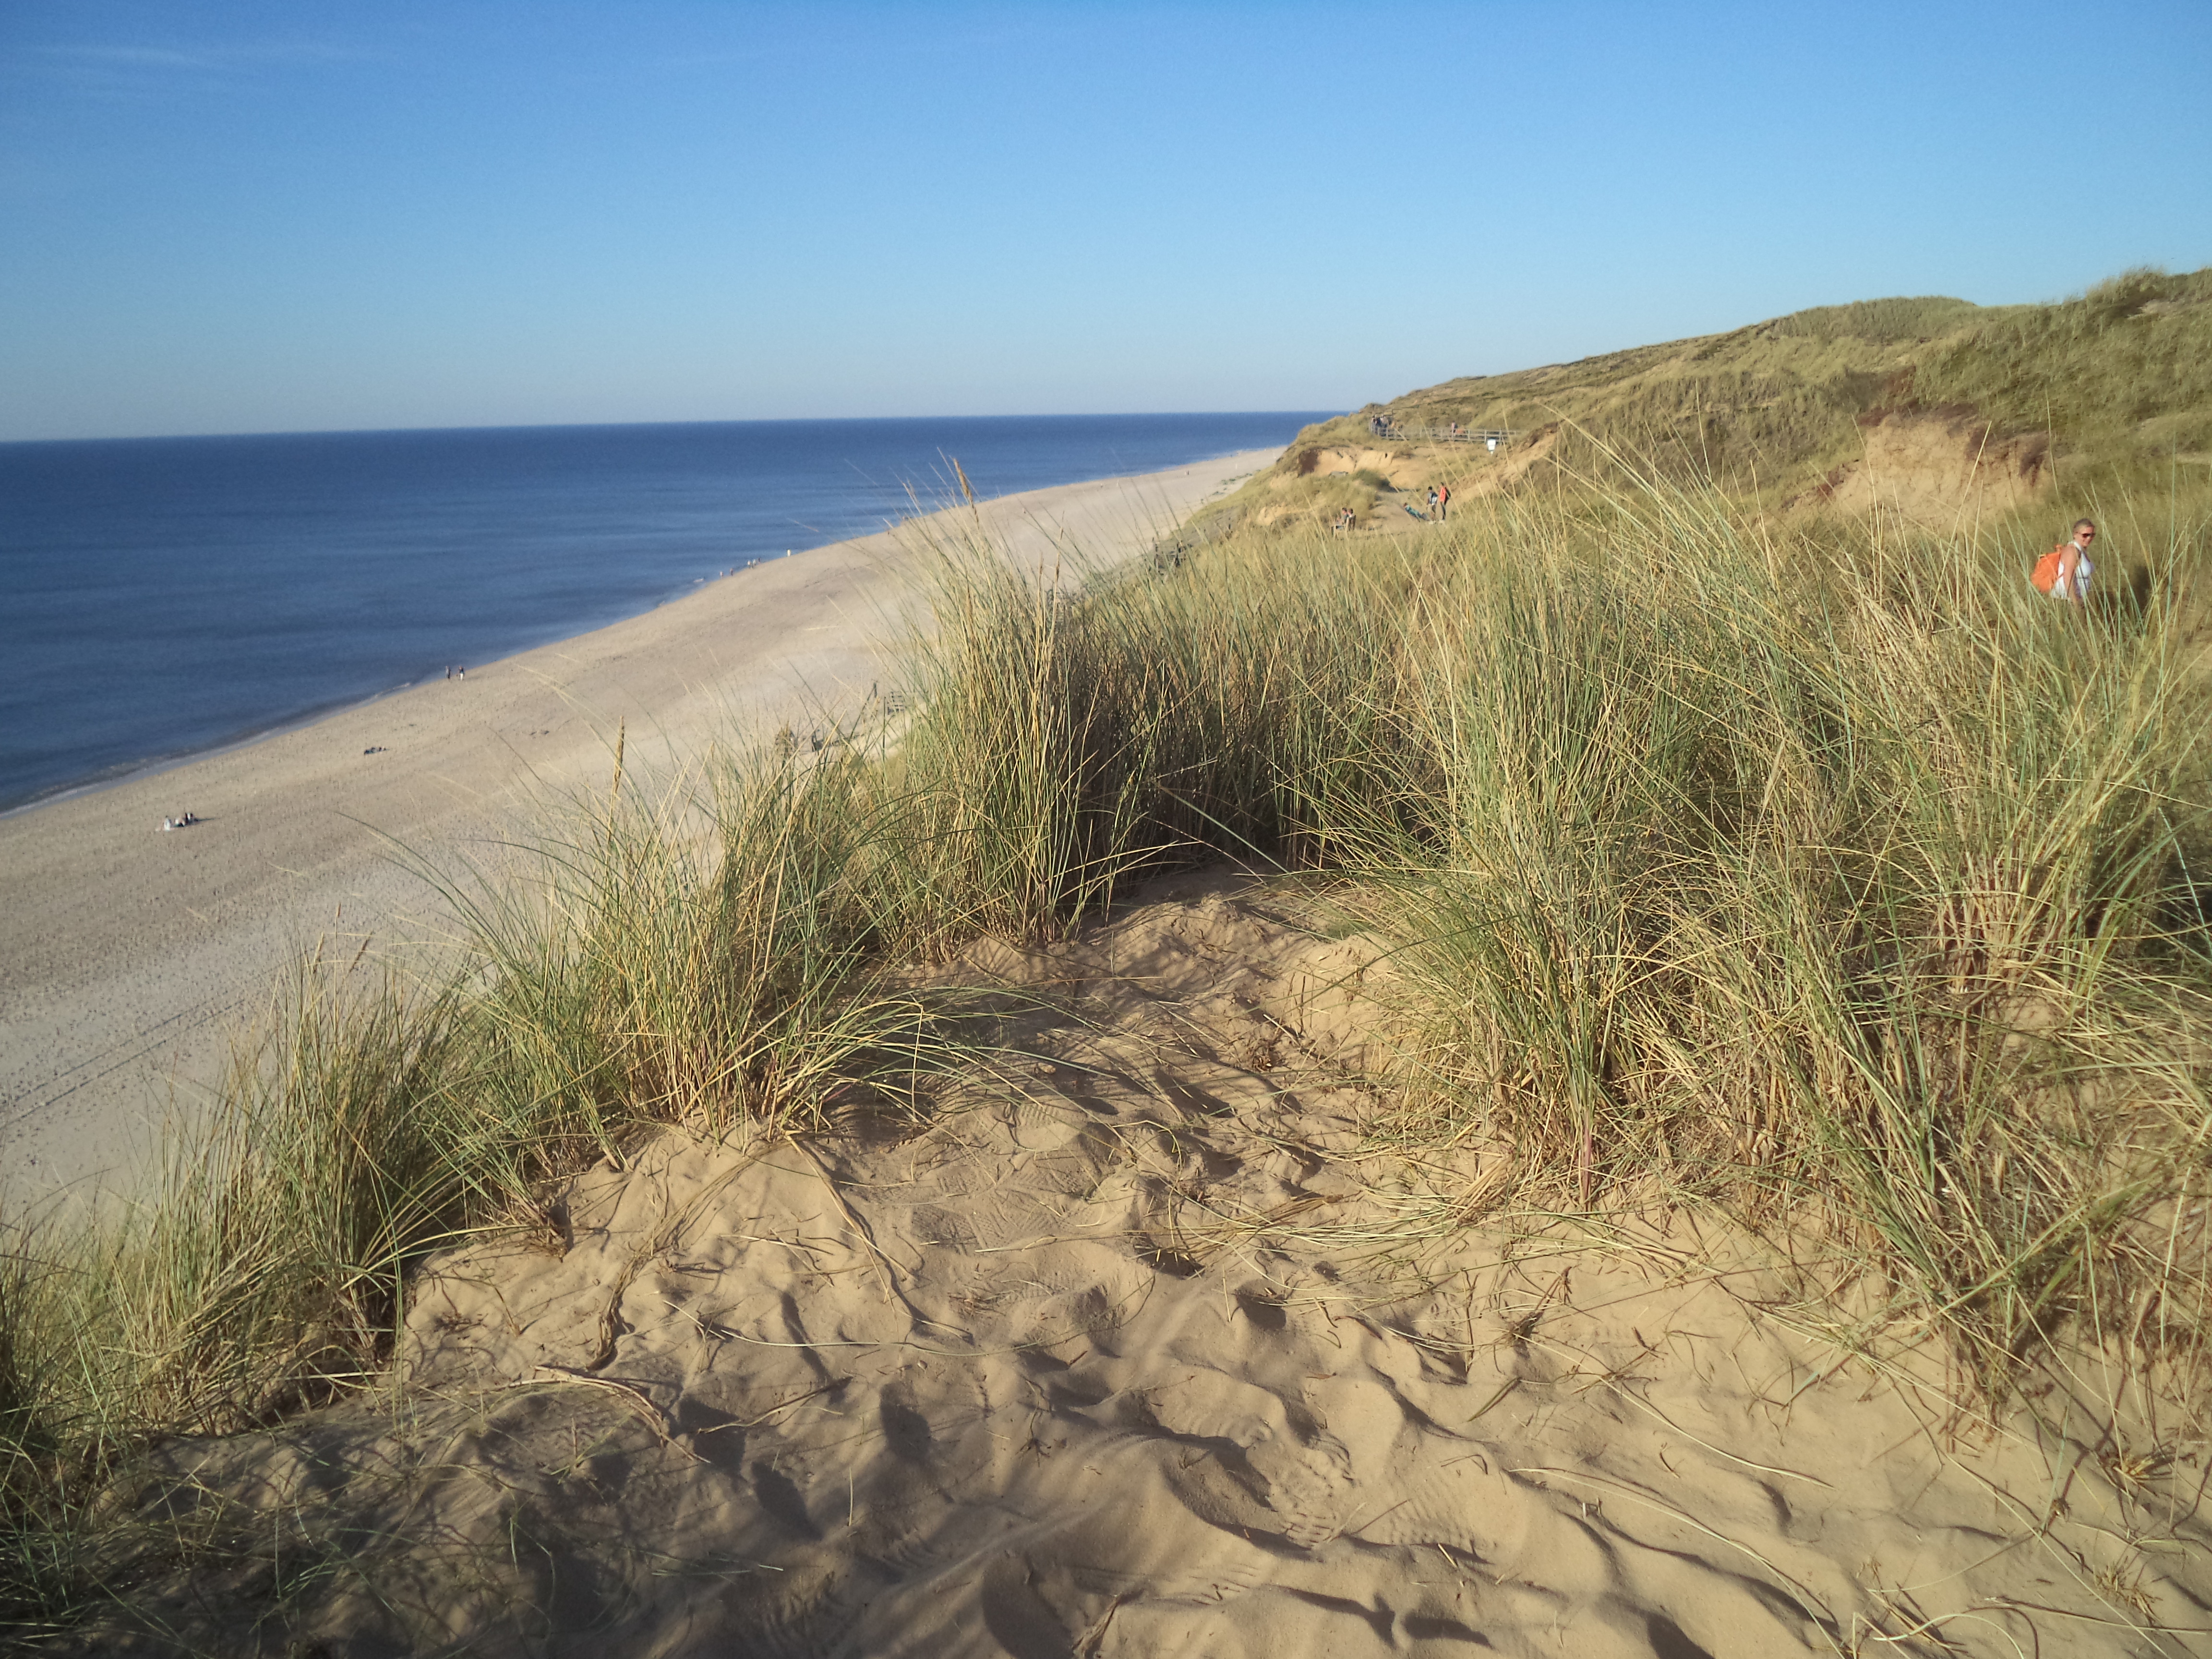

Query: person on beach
[1435,481,1451,522]
[1427,486,1440,520]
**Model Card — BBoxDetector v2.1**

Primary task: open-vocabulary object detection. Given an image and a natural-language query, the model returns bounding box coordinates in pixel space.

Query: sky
[1,1,2207,442]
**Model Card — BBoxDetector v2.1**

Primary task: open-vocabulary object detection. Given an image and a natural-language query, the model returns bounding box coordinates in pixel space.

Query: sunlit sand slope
[77,876,2206,1658]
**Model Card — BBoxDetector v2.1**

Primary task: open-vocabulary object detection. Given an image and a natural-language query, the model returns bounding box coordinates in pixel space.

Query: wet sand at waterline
[0,449,1276,1197]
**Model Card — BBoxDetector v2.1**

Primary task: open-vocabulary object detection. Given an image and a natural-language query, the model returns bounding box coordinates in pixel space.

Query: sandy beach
[0,448,1276,1199]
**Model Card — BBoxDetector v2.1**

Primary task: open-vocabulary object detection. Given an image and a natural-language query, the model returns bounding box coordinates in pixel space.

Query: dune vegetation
[5,277,2212,1643]
[1233,265,2212,528]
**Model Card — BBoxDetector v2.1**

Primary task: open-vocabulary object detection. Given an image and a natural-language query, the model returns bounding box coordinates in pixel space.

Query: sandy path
[0,448,1275,1198]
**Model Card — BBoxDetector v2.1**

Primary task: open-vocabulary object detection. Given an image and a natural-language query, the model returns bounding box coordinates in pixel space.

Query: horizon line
[0,407,1346,449]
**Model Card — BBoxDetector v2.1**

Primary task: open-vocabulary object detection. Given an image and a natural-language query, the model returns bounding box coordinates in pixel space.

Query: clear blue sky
[3,1,2207,441]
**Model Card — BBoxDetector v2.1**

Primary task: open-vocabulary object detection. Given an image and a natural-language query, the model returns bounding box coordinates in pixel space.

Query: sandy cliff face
[1244,432,1562,529]
[1807,407,2055,524]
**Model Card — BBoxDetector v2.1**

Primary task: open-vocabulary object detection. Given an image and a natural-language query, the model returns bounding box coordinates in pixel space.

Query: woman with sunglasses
[2051,517,2096,603]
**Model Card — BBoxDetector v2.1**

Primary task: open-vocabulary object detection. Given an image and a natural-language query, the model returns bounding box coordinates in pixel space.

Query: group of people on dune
[1337,480,1452,535]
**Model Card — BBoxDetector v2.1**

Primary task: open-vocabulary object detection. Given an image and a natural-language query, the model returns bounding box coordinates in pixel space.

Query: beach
[0,447,1277,1198]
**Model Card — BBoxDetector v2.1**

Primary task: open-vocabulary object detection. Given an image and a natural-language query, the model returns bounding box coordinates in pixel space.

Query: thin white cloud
[16,37,371,97]
[36,40,363,70]
[42,44,223,70]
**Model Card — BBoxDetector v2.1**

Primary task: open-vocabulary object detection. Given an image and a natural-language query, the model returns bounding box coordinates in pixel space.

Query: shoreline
[1,675,444,826]
[0,446,1276,1200]
[0,555,806,824]
[0,446,1222,822]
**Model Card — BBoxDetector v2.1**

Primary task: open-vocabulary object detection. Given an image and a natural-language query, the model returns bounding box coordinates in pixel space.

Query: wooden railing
[1360,425,1518,445]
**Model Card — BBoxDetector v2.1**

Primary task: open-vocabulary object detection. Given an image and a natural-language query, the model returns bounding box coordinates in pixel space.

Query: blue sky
[2,1,2207,441]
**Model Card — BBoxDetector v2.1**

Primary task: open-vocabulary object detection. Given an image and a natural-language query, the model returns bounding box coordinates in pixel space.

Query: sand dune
[69,872,2210,1655]
[0,451,1275,1198]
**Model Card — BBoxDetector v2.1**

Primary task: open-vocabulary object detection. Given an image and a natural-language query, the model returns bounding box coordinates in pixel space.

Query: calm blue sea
[0,413,1321,813]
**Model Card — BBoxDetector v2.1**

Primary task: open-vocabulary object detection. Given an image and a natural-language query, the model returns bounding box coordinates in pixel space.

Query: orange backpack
[2031,544,2067,595]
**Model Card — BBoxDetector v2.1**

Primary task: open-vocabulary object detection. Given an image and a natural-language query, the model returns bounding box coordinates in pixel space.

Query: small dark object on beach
[363,745,386,755]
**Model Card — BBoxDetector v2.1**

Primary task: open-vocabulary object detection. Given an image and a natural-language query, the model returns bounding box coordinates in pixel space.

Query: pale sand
[0,449,1276,1198]
[69,872,2211,1655]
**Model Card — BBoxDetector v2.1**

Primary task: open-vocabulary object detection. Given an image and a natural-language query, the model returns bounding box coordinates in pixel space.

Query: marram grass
[4,474,2211,1635]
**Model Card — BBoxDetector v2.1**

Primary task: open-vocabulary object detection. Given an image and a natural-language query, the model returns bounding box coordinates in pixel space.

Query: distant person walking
[1435,481,1451,522]
[2032,518,2096,604]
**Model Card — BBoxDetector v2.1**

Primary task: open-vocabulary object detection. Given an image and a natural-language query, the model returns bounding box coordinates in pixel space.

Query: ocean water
[0,413,1321,813]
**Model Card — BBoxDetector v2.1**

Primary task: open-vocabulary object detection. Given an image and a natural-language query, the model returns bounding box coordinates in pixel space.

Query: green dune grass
[1238,265,2212,512]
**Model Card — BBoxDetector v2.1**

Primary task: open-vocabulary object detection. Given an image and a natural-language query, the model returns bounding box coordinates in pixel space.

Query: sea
[0,413,1324,814]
